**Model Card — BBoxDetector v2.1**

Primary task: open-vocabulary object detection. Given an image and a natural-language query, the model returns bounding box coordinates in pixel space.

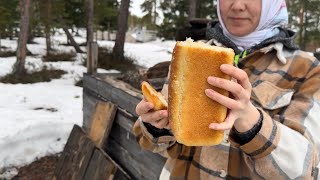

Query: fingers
[220,64,251,90]
[208,113,236,130]
[205,89,241,110]
[150,116,170,129]
[136,99,170,129]
[136,99,154,116]
[141,110,168,123]
[142,110,169,129]
[164,121,171,129]
[207,76,248,99]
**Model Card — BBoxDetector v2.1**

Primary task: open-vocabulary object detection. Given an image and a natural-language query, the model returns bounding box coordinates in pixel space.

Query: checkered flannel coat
[133,38,320,179]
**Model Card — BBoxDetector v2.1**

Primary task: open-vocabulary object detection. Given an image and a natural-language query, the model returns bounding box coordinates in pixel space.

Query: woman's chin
[228,29,252,37]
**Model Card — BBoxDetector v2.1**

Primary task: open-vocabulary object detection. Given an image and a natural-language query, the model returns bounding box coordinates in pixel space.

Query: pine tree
[141,0,158,28]
[287,0,320,51]
[0,0,19,41]
[94,0,118,40]
[158,0,187,39]
[158,0,217,40]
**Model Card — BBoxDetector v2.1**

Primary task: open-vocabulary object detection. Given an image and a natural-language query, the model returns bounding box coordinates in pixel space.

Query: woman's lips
[229,17,248,20]
[228,17,249,24]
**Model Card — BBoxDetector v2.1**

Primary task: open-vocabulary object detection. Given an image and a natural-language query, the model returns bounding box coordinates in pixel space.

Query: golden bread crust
[168,40,234,146]
[141,81,168,110]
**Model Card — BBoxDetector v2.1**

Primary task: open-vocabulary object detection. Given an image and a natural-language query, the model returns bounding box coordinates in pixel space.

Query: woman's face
[220,0,262,36]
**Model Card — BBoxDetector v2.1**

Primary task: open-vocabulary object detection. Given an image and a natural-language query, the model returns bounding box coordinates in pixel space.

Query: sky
[129,0,145,18]
[0,31,175,179]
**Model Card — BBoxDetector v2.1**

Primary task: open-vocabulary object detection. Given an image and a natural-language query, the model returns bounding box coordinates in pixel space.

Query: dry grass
[42,51,77,62]
[0,66,67,84]
[82,47,138,73]
[0,50,16,57]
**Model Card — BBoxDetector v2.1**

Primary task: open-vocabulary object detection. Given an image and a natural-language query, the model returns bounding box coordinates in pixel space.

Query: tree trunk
[87,0,94,44]
[153,0,157,24]
[86,0,97,74]
[9,26,14,40]
[63,27,84,53]
[45,0,52,55]
[113,0,130,61]
[14,0,31,76]
[302,0,308,50]
[298,0,305,49]
[188,0,197,21]
[107,22,111,40]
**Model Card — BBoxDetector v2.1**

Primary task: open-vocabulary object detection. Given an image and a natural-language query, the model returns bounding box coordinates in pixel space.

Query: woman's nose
[230,0,246,11]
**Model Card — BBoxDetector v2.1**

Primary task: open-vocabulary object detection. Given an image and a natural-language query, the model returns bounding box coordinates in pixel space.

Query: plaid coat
[133,27,320,179]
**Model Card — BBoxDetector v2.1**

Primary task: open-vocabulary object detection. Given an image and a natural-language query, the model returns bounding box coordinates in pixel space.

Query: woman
[133,0,320,179]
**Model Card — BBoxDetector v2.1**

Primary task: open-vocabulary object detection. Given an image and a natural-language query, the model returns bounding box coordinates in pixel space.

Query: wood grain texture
[89,101,117,147]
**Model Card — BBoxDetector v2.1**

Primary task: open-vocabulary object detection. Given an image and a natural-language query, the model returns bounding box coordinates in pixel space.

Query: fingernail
[207,76,215,83]
[205,89,214,96]
[209,124,215,129]
[220,64,227,70]
[148,103,154,109]
[162,111,168,117]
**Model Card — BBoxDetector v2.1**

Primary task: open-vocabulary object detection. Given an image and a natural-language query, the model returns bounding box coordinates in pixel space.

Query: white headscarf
[217,0,288,50]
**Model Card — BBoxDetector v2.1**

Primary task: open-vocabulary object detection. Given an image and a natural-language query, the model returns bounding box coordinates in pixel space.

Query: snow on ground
[0,32,174,179]
[98,39,175,68]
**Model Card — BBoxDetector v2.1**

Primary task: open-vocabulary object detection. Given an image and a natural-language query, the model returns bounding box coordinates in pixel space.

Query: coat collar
[205,21,300,64]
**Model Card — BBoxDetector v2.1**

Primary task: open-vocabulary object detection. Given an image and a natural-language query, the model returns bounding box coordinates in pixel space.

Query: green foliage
[0,0,19,38]
[64,0,86,28]
[95,0,118,31]
[197,0,217,20]
[286,0,320,50]
[140,0,158,29]
[158,0,188,39]
[157,0,217,39]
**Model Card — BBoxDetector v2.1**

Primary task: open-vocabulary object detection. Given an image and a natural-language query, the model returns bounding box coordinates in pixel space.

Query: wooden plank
[96,77,113,102]
[89,101,117,148]
[83,74,143,116]
[82,74,166,180]
[82,90,99,131]
[53,125,95,180]
[106,137,161,180]
[106,123,165,174]
[95,76,142,116]
[104,123,165,180]
[99,149,132,180]
[114,108,135,133]
[97,73,122,79]
[84,89,136,133]
[83,74,98,94]
[83,148,117,180]
[110,88,140,117]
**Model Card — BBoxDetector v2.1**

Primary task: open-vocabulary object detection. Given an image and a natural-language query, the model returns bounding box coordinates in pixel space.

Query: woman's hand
[205,64,260,132]
[136,98,170,129]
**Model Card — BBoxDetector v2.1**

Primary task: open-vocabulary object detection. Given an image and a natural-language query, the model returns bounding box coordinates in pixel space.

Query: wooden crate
[53,125,130,180]
[83,73,166,180]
